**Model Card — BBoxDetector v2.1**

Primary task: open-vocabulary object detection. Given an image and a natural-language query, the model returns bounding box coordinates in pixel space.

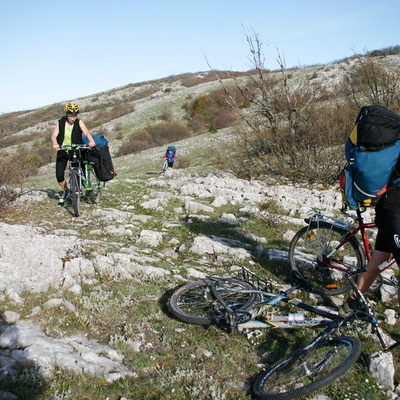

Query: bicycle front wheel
[289,222,365,295]
[162,160,168,172]
[169,279,258,325]
[70,169,81,217]
[252,335,361,400]
[86,166,101,204]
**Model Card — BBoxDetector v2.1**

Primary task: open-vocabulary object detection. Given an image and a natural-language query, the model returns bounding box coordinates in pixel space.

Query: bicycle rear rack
[306,210,352,230]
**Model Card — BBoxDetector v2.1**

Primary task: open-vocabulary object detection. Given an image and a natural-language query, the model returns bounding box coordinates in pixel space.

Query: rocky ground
[0,134,399,399]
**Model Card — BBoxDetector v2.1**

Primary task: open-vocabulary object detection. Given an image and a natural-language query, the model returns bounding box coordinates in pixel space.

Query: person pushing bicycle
[353,160,400,309]
[164,146,176,168]
[51,103,96,203]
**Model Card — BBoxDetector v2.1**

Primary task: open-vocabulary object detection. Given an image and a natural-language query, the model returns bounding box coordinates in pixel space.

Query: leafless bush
[175,154,190,169]
[116,139,152,157]
[0,106,59,138]
[343,53,400,113]
[222,32,352,184]
[0,153,32,208]
[116,121,191,157]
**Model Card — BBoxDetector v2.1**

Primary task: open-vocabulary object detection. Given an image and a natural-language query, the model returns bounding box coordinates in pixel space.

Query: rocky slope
[1,128,399,398]
[2,54,400,398]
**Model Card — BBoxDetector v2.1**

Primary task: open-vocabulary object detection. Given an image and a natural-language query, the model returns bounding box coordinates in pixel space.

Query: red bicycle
[288,206,398,295]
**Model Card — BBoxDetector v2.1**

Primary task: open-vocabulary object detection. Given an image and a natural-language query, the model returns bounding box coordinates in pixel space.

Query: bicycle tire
[252,335,361,400]
[70,169,80,217]
[162,160,168,172]
[86,166,101,204]
[169,278,258,325]
[289,222,365,295]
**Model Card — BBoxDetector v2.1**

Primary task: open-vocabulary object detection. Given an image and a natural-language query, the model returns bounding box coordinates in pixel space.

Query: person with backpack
[342,106,400,310]
[355,162,400,308]
[51,103,96,203]
[164,145,176,168]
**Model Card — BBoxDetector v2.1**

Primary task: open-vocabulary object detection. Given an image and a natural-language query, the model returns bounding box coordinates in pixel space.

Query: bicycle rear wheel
[252,335,361,400]
[169,278,258,325]
[86,166,101,204]
[70,169,81,217]
[289,222,365,295]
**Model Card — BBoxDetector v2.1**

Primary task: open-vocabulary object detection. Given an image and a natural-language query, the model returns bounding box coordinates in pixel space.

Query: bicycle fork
[347,275,397,351]
[71,168,83,195]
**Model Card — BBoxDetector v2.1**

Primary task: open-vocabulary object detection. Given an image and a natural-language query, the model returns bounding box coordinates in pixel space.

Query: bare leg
[357,249,391,293]
[59,180,68,190]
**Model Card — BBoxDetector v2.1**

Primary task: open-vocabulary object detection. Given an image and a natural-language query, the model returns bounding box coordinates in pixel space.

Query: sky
[1,0,399,114]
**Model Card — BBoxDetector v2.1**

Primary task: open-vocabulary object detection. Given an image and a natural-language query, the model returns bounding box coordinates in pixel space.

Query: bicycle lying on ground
[59,145,101,217]
[288,206,399,296]
[168,266,400,399]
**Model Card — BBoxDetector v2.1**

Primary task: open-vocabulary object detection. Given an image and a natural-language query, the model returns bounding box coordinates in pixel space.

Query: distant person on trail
[51,103,96,204]
[164,145,176,168]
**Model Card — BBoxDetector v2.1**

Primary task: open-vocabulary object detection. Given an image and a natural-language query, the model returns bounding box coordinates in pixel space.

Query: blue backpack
[340,106,400,209]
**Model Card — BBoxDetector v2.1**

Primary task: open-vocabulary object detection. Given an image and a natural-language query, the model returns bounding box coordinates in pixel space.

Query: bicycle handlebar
[58,144,92,151]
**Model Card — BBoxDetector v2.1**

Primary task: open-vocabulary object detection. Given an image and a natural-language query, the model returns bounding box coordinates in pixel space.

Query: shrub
[185,87,243,134]
[116,121,191,157]
[146,121,191,143]
[90,104,136,127]
[0,153,31,208]
[223,33,399,185]
[116,140,153,157]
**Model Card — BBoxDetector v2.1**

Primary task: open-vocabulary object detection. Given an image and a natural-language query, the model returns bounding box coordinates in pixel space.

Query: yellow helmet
[64,102,80,114]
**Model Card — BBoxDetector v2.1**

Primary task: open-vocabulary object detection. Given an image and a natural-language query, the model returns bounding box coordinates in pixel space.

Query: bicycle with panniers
[59,144,101,217]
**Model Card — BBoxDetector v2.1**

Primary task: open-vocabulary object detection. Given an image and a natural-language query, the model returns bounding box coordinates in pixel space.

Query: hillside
[1,53,400,158]
[1,55,400,399]
[0,70,245,157]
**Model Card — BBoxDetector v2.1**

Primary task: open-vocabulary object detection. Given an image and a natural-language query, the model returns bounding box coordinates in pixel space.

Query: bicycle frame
[247,266,400,398]
[59,145,101,216]
[205,267,400,352]
[307,208,397,277]
[205,268,341,332]
[60,145,98,189]
[299,266,400,353]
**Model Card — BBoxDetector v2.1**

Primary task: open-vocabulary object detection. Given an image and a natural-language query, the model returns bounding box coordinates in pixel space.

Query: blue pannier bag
[83,134,116,182]
[83,134,108,147]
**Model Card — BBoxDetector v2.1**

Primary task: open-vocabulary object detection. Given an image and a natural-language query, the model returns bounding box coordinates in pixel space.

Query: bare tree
[344,53,400,113]
[220,31,349,184]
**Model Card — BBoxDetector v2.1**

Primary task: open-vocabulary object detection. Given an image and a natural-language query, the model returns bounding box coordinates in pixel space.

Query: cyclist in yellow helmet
[51,103,96,203]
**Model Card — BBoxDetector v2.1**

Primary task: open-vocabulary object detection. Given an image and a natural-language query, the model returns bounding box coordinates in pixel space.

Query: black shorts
[375,207,400,264]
